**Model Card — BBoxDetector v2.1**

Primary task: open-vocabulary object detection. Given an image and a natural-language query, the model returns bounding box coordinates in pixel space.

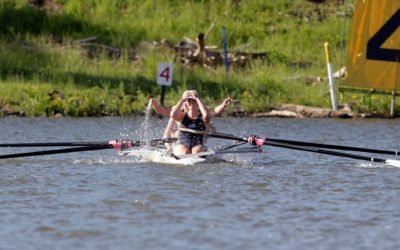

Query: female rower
[150,92,232,152]
[170,91,211,155]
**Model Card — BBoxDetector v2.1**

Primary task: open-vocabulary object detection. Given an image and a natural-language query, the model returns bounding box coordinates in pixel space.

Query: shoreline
[251,104,396,119]
[1,104,397,119]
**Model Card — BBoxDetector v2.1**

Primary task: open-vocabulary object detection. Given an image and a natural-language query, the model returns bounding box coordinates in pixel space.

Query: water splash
[356,162,385,168]
[140,100,153,148]
[73,158,142,165]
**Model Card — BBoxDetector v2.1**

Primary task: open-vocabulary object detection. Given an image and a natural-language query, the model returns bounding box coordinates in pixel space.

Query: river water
[0,116,399,250]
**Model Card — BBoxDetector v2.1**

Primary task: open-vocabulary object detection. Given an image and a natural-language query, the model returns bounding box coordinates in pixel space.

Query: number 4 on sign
[157,63,174,86]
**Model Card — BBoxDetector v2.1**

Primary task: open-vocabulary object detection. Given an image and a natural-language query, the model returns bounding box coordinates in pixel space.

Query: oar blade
[385,159,400,168]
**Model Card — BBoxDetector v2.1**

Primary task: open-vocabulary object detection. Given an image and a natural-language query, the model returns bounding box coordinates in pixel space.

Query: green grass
[0,0,397,117]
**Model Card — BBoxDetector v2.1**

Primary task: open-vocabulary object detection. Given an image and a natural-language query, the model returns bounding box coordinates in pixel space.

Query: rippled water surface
[1,117,399,250]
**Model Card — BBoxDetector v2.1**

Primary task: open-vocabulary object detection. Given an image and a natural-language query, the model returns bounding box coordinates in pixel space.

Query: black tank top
[181,113,206,131]
[178,113,206,147]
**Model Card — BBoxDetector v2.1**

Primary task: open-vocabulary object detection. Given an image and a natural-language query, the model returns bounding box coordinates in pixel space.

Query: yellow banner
[345,0,400,92]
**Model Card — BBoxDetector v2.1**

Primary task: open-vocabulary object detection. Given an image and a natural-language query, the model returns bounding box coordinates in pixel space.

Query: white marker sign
[157,63,174,86]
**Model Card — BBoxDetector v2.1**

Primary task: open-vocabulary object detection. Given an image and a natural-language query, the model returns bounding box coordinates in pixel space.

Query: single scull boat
[1,131,399,168]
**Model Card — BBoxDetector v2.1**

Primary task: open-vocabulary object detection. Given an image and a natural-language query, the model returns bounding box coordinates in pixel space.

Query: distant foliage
[3,0,390,117]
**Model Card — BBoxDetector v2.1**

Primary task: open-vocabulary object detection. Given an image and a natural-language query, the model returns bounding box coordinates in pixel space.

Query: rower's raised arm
[211,97,232,117]
[170,98,186,122]
[150,98,171,117]
[194,96,210,124]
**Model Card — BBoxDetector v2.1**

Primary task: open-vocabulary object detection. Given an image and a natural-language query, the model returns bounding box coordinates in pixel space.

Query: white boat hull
[118,148,220,165]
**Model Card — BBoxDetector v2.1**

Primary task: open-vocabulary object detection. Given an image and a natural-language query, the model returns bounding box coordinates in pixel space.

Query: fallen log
[252,110,302,118]
[254,104,359,118]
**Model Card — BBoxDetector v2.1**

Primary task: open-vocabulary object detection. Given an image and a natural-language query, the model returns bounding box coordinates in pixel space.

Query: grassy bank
[0,0,397,117]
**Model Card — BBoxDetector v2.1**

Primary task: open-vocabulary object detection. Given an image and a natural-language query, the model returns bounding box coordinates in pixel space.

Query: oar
[181,128,400,155]
[0,145,113,159]
[207,132,400,168]
[266,141,400,168]
[0,138,179,160]
[0,141,110,147]
[204,131,399,156]
[0,138,177,148]
[266,138,400,156]
[0,140,136,159]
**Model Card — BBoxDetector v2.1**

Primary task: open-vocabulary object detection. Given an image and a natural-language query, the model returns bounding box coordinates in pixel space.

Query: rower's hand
[149,97,158,107]
[182,91,191,100]
[182,90,199,99]
[190,90,199,98]
[223,97,232,107]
